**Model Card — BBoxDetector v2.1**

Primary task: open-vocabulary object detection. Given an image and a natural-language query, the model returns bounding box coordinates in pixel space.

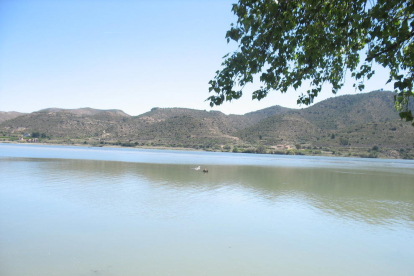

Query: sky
[0,0,395,116]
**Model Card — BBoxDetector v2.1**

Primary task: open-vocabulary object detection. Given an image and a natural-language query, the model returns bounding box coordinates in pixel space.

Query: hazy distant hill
[39,107,130,119]
[125,106,292,144]
[228,105,292,130]
[301,91,402,129]
[126,108,242,145]
[243,105,291,121]
[1,91,413,151]
[237,113,321,144]
[0,111,25,123]
[237,91,414,148]
[0,108,131,138]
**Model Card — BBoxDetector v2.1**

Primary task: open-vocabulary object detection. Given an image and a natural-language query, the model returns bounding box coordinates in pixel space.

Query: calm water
[0,144,413,276]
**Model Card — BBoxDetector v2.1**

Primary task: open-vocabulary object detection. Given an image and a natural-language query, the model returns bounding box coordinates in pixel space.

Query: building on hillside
[272,144,292,150]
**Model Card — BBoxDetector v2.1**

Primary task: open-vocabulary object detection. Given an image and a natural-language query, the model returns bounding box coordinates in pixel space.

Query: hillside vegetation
[1,91,413,159]
[0,111,25,123]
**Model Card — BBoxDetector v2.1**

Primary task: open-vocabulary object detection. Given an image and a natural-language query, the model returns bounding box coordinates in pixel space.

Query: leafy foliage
[208,0,414,125]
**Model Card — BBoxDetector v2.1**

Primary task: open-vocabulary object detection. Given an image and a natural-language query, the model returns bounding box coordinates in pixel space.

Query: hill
[1,91,413,158]
[237,91,414,150]
[0,111,25,123]
[0,108,131,138]
[301,91,403,129]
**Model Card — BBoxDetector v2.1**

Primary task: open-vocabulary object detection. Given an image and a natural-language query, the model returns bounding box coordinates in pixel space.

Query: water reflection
[3,157,412,228]
[1,156,414,276]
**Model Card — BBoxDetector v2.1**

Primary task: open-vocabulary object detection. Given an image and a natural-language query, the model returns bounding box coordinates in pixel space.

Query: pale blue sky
[0,0,394,115]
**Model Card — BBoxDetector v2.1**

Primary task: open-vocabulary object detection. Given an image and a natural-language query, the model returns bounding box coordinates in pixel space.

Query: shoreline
[0,141,201,151]
[1,141,411,160]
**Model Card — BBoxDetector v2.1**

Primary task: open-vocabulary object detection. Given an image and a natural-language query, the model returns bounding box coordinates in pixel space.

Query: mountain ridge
[0,111,26,123]
[1,90,413,158]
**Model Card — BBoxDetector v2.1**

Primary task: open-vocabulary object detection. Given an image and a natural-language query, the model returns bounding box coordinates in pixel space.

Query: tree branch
[365,31,414,62]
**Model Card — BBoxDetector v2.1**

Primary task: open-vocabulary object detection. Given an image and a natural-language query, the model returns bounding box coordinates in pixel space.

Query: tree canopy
[208,0,414,124]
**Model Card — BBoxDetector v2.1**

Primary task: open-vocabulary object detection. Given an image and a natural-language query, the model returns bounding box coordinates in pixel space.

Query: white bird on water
[194,166,201,170]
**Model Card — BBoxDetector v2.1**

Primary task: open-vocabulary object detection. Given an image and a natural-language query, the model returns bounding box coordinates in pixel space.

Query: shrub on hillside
[339,138,350,146]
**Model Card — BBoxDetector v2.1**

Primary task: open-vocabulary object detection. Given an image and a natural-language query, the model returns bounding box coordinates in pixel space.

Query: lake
[0,144,413,276]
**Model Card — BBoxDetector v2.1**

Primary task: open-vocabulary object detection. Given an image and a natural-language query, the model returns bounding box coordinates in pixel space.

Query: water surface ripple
[0,144,413,276]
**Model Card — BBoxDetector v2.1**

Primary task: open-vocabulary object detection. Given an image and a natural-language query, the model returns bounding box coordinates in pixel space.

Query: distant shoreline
[1,141,410,160]
[0,141,201,152]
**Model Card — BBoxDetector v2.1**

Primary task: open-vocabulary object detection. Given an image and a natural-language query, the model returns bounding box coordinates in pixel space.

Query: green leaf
[207,0,414,126]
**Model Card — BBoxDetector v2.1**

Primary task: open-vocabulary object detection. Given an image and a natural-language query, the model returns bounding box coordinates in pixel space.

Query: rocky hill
[0,108,131,138]
[0,111,25,123]
[238,91,414,148]
[1,91,413,158]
